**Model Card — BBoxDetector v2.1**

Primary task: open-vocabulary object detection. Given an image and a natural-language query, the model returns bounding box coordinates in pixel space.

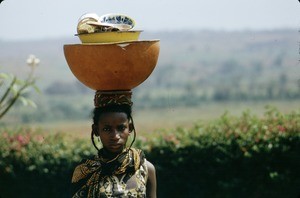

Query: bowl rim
[64,39,160,46]
[74,30,143,36]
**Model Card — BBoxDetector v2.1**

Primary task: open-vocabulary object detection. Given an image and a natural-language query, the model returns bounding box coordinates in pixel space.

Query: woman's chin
[108,144,123,153]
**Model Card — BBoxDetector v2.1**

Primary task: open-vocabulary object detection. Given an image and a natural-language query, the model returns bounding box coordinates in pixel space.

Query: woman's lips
[108,143,122,150]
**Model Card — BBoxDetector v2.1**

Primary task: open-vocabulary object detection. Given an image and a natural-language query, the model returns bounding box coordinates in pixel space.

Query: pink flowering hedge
[0,129,93,197]
[0,107,299,198]
[137,107,300,198]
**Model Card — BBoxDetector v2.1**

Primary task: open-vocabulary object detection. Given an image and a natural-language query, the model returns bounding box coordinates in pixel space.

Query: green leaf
[18,96,37,108]
[15,79,25,86]
[19,96,28,106]
[10,84,19,96]
[26,99,37,108]
[20,87,31,95]
[0,73,10,79]
[0,73,14,80]
[32,85,41,93]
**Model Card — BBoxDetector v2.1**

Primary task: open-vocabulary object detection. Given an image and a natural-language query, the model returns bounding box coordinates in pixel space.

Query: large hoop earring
[91,130,101,152]
[128,115,136,149]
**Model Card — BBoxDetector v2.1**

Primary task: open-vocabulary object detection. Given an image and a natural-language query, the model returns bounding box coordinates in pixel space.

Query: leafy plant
[0,107,299,197]
[0,55,40,120]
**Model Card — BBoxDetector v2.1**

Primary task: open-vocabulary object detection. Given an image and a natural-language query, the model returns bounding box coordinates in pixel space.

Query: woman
[71,91,157,198]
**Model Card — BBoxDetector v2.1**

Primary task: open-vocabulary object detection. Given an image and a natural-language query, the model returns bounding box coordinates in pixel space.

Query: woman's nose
[110,130,120,140]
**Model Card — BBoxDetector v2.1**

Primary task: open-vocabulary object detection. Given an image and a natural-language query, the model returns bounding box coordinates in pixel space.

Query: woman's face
[96,112,131,155]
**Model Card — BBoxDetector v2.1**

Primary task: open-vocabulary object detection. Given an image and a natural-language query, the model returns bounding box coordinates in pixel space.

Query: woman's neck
[101,148,122,160]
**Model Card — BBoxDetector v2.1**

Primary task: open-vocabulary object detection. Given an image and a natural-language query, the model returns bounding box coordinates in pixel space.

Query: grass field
[22,100,300,139]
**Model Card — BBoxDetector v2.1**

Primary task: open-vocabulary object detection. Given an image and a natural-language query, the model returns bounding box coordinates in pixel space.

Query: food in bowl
[76,13,141,43]
[77,31,142,44]
[77,13,101,34]
[99,13,135,30]
[77,13,136,34]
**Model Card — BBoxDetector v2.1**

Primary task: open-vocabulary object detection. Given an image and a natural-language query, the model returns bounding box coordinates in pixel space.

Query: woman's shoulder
[145,160,155,173]
[71,155,100,183]
[145,159,155,178]
[144,159,157,198]
[74,155,99,169]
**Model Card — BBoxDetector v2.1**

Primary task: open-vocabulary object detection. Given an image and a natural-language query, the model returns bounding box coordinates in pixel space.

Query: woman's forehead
[98,112,128,123]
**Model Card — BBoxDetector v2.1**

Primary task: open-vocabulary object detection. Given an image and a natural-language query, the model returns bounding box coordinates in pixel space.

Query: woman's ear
[129,123,134,133]
[92,124,99,137]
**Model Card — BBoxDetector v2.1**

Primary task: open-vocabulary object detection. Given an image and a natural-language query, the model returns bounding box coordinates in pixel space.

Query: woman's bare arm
[146,160,157,198]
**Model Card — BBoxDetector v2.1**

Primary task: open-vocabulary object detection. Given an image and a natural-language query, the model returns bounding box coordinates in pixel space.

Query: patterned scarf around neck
[71,148,144,185]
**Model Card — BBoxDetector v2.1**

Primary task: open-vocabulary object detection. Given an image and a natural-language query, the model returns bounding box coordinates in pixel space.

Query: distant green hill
[1,29,298,91]
[1,29,299,123]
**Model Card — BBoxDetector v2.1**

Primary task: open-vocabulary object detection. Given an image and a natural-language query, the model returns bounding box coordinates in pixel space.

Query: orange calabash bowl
[63,40,160,91]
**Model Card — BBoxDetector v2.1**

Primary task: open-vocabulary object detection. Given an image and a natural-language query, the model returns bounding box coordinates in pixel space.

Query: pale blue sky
[0,0,299,41]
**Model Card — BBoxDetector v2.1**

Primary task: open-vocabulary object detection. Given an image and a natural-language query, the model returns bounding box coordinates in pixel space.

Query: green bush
[0,107,299,198]
[0,129,93,198]
[140,107,300,198]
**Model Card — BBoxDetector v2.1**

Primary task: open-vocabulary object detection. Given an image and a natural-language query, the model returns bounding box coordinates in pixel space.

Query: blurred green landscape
[0,29,299,133]
[1,29,300,197]
[1,107,299,197]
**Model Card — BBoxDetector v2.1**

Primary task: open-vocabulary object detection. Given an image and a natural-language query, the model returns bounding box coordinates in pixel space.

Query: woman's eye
[118,126,126,131]
[103,127,111,132]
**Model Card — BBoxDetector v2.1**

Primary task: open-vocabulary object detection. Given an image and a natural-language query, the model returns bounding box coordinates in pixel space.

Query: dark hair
[93,104,132,125]
[91,104,136,151]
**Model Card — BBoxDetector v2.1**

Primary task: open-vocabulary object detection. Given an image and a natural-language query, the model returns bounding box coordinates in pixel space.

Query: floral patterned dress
[71,148,148,198]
